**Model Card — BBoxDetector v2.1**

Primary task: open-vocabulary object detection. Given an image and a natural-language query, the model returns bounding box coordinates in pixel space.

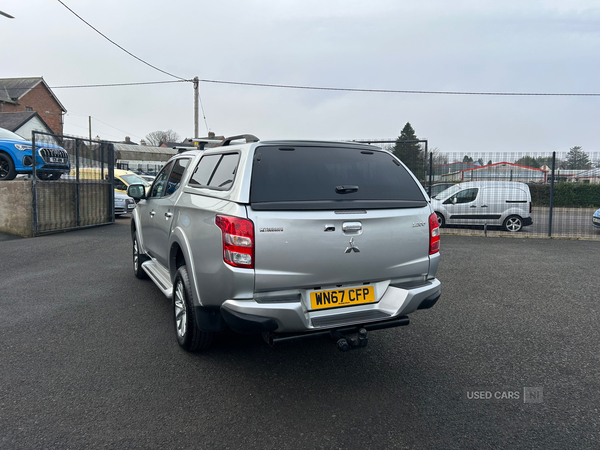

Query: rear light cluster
[215,215,254,269]
[429,213,440,255]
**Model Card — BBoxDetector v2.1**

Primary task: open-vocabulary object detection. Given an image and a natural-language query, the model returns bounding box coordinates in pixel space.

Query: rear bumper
[220,278,441,334]
[522,217,533,227]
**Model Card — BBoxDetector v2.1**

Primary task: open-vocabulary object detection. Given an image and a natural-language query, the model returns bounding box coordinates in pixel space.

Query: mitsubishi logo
[345,237,360,253]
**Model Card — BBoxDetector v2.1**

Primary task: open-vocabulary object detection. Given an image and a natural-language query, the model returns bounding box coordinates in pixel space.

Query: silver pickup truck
[127,136,441,351]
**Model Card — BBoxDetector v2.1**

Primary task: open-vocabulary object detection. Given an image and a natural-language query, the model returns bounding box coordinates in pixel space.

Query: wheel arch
[0,150,18,180]
[169,227,202,307]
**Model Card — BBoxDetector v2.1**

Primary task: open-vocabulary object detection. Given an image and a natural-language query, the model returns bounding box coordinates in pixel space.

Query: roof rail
[217,134,260,147]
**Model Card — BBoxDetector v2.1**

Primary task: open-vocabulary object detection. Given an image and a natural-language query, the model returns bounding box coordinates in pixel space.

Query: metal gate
[31,131,114,235]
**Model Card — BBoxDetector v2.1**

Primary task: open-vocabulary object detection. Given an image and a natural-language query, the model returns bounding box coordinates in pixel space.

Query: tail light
[215,215,254,269]
[429,213,440,255]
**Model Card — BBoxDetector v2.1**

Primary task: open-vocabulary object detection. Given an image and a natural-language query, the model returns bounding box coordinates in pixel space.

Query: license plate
[310,286,375,310]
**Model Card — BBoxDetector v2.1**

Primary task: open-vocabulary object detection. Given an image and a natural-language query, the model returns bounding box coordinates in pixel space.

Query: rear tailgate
[248,143,431,293]
[248,207,432,292]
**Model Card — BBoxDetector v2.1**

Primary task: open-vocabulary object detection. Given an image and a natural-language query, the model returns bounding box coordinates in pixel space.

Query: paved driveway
[1,223,599,449]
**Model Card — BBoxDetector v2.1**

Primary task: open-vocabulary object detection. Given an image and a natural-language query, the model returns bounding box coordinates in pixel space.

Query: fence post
[108,143,115,223]
[31,131,38,235]
[548,151,556,237]
[428,152,433,196]
[75,139,81,227]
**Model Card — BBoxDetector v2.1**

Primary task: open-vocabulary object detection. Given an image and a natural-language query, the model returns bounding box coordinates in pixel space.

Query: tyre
[0,153,17,181]
[503,215,523,232]
[173,265,214,351]
[435,212,445,228]
[133,230,149,279]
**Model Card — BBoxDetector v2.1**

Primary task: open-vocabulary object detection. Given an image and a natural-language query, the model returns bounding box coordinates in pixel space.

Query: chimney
[208,131,215,138]
[125,136,131,143]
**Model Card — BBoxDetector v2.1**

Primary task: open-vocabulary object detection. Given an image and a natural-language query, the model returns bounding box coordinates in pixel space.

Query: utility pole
[89,116,92,142]
[193,76,199,139]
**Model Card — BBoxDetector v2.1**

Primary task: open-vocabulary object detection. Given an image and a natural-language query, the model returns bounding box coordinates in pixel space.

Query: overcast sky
[3,0,600,159]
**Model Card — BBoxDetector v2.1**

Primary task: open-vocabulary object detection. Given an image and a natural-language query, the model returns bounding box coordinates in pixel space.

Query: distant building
[432,162,478,181]
[0,77,66,135]
[120,136,138,145]
[0,111,55,141]
[440,162,547,183]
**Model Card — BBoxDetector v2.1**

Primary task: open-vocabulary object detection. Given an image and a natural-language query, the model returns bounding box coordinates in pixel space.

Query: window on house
[26,107,33,112]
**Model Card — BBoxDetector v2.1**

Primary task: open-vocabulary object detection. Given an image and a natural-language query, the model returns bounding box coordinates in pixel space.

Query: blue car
[593,208,600,229]
[0,127,70,181]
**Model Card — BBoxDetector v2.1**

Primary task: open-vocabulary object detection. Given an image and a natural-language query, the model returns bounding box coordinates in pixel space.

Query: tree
[463,155,473,163]
[564,146,592,170]
[514,156,540,168]
[487,160,493,166]
[429,147,448,166]
[392,123,424,177]
[145,130,181,147]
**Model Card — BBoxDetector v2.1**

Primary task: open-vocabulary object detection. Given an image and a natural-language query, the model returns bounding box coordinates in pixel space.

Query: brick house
[0,77,66,136]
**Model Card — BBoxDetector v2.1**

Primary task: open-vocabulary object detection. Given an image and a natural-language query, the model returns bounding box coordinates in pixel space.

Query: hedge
[528,183,600,208]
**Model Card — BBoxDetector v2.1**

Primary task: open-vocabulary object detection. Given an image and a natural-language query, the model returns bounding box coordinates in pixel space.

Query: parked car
[114,190,136,216]
[593,208,600,229]
[127,137,441,352]
[140,174,156,184]
[431,181,533,232]
[75,168,151,194]
[0,127,70,181]
[429,182,456,198]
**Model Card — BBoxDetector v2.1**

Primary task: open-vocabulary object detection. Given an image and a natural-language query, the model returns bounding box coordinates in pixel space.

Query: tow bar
[330,328,368,351]
[262,316,410,350]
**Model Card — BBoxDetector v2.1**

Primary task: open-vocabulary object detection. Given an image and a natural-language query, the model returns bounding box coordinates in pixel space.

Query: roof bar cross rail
[218,134,260,146]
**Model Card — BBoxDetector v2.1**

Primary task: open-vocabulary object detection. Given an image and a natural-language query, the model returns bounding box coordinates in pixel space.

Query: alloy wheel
[174,281,187,339]
[505,217,522,232]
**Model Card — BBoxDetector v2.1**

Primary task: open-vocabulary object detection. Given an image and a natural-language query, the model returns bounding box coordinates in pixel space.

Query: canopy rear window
[250,145,427,210]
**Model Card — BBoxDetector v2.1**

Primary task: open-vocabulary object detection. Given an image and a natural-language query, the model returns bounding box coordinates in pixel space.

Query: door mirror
[127,184,146,201]
[443,196,457,205]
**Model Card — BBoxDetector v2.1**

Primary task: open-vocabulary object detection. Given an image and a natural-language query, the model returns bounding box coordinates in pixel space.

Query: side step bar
[141,260,173,299]
[264,316,410,347]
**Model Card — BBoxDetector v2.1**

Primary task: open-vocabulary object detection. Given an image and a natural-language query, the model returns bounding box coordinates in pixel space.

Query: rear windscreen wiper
[335,185,359,194]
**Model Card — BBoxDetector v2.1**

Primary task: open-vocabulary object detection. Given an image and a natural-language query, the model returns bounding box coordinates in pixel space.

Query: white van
[431,181,533,232]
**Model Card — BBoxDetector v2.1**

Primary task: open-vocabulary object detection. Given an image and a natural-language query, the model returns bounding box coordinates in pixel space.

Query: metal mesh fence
[427,150,600,240]
[31,132,114,234]
[351,140,600,240]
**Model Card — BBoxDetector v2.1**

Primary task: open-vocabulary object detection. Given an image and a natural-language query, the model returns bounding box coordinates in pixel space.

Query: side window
[210,154,238,189]
[164,158,190,197]
[189,155,220,187]
[114,178,127,191]
[189,153,240,190]
[454,188,479,204]
[149,162,173,199]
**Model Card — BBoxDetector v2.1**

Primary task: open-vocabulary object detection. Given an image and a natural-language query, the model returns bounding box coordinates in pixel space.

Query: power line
[56,0,188,81]
[198,79,600,97]
[5,77,599,97]
[50,80,190,89]
[68,112,143,139]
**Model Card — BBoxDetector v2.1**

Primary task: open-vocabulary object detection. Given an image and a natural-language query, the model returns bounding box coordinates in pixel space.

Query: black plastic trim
[194,306,227,332]
[220,307,279,334]
[417,292,441,310]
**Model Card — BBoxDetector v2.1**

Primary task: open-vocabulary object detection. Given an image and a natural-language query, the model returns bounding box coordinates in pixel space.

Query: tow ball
[330,328,368,351]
